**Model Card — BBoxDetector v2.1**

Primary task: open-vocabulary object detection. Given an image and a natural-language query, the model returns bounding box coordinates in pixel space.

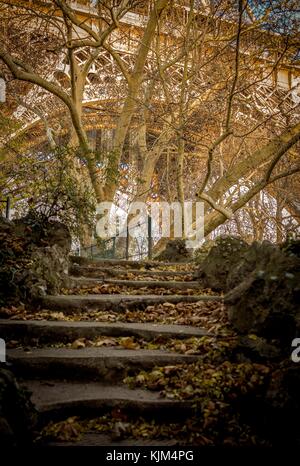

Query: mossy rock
[0,367,37,446]
[193,239,216,264]
[0,214,71,304]
[155,239,192,263]
[193,236,249,291]
[226,240,300,346]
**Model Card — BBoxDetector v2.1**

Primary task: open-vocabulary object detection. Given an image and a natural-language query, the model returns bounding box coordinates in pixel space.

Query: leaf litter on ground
[2,300,228,334]
[62,283,215,296]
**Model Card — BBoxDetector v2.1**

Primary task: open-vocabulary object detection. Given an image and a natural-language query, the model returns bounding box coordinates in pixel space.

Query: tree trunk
[103,0,169,202]
[177,137,185,234]
[153,121,300,255]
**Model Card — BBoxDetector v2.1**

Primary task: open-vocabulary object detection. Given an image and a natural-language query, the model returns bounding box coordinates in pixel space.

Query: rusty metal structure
[2,0,299,151]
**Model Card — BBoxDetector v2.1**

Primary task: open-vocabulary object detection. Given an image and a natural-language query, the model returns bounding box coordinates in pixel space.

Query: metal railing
[74,215,156,260]
[0,197,10,219]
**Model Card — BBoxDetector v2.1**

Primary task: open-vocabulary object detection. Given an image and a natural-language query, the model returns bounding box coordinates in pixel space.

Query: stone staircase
[2,257,223,446]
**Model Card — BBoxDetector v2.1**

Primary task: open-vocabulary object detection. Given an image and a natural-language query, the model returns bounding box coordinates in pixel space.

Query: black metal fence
[74,215,156,260]
[0,197,10,219]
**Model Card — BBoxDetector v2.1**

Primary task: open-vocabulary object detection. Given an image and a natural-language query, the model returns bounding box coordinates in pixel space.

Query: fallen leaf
[71,339,86,349]
[120,337,139,349]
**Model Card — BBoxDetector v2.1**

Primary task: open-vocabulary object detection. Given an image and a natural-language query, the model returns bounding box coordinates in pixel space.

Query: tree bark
[103,0,169,202]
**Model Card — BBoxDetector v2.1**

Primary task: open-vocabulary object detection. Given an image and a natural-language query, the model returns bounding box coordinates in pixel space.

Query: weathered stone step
[70,256,193,269]
[105,279,200,289]
[72,277,201,290]
[0,320,207,344]
[7,347,199,381]
[70,265,193,279]
[21,380,193,423]
[46,434,179,446]
[39,294,221,313]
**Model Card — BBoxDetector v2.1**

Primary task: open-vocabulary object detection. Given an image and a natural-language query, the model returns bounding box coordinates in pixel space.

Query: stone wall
[194,236,300,355]
[0,367,37,446]
[0,213,72,305]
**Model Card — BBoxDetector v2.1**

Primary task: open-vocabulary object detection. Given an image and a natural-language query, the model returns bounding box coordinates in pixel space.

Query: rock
[0,367,37,445]
[264,363,300,445]
[281,237,300,258]
[193,239,216,264]
[14,212,71,251]
[0,213,71,304]
[193,237,299,348]
[225,241,300,348]
[0,415,14,443]
[155,239,192,262]
[24,244,71,297]
[233,335,282,362]
[193,236,249,291]
[226,241,276,291]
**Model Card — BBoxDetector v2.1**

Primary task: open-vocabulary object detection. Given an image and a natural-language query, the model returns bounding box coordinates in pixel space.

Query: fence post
[112,237,116,258]
[125,225,129,260]
[148,215,152,260]
[5,197,10,219]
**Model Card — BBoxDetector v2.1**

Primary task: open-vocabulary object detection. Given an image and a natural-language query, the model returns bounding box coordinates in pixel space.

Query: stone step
[20,380,194,423]
[70,265,193,279]
[38,294,221,314]
[7,347,199,381]
[71,277,201,290]
[46,434,180,446]
[104,279,200,289]
[0,320,208,344]
[70,256,193,269]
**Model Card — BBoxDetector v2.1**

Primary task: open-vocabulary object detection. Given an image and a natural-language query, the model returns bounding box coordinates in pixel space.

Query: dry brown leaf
[120,337,139,349]
[71,338,86,349]
[95,338,117,347]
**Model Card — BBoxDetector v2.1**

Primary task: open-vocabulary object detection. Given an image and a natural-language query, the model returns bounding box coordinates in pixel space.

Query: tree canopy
[0,0,299,247]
